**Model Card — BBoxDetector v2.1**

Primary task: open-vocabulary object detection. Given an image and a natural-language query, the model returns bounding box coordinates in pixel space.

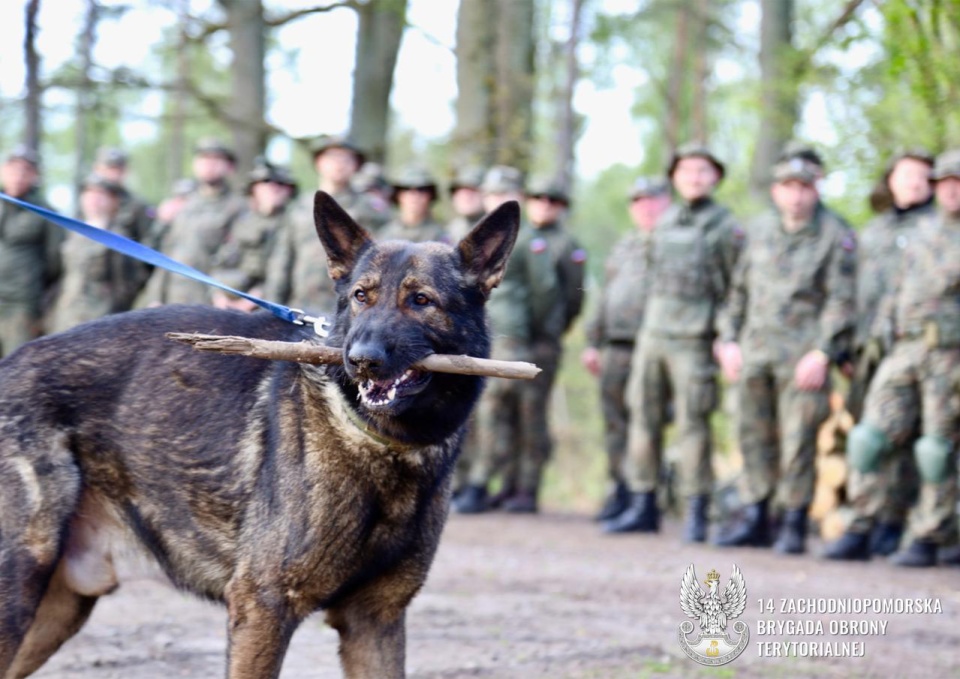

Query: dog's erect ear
[457,200,520,297]
[313,191,374,281]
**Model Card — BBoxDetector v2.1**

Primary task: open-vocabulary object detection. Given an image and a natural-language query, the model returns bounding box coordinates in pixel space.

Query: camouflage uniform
[137,182,246,306]
[49,176,149,333]
[0,186,62,354]
[845,210,960,548]
[446,166,486,242]
[622,197,742,500]
[379,218,450,243]
[718,202,857,511]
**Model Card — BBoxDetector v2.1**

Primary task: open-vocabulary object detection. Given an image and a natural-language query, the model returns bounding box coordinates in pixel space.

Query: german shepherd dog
[0,192,519,678]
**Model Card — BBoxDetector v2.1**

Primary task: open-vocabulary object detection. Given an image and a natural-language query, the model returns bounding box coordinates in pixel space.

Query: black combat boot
[938,544,960,567]
[773,507,808,555]
[452,485,488,514]
[594,482,629,522]
[822,531,871,561]
[713,499,769,547]
[683,495,710,543]
[869,521,904,556]
[602,491,659,534]
[890,540,938,568]
[502,490,538,513]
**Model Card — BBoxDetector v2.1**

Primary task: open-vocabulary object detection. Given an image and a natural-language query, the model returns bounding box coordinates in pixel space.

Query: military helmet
[449,166,486,194]
[777,141,824,173]
[245,158,298,195]
[193,137,237,164]
[771,156,820,185]
[389,166,438,202]
[667,141,725,181]
[309,135,366,165]
[94,146,129,169]
[628,176,670,200]
[882,147,934,187]
[79,172,124,197]
[4,144,40,168]
[931,149,960,182]
[480,165,524,194]
[525,176,570,205]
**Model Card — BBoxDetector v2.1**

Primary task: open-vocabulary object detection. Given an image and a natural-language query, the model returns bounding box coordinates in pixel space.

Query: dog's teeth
[387,387,396,401]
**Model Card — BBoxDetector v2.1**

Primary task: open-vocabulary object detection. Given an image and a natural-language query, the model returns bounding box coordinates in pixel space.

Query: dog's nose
[347,342,387,376]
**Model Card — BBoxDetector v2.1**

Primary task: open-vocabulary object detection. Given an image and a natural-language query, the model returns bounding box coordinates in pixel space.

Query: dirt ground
[34,511,959,679]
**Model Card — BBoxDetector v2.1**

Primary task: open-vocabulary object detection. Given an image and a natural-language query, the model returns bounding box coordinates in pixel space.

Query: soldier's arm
[262,215,294,304]
[870,249,907,353]
[816,228,858,363]
[42,216,64,288]
[715,230,750,343]
[559,236,587,331]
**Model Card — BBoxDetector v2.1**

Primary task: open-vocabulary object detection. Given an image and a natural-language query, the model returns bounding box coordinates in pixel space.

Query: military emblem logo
[678,563,749,666]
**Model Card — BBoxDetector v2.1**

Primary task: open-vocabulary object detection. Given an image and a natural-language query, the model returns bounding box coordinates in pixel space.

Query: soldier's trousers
[849,340,959,543]
[847,353,918,527]
[598,342,635,488]
[0,303,40,357]
[623,335,715,498]
[469,340,561,494]
[736,361,831,510]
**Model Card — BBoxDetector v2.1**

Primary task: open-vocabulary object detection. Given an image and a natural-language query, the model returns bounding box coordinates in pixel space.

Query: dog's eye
[413,292,431,307]
[353,289,367,304]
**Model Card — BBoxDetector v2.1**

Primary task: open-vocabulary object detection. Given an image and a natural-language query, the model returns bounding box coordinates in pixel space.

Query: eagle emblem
[677,564,749,666]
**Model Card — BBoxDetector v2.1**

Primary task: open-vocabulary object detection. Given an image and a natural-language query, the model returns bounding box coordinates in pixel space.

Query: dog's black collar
[343,402,416,451]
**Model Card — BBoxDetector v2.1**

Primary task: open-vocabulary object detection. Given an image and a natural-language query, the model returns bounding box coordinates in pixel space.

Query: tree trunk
[220,0,266,176]
[74,0,99,214]
[750,0,796,200]
[493,0,535,170]
[691,0,710,142]
[665,2,690,151]
[169,0,191,184]
[24,0,42,153]
[555,0,585,194]
[349,0,407,164]
[452,0,496,168]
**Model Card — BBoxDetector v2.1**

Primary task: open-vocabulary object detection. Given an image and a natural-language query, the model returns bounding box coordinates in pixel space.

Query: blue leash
[0,191,331,336]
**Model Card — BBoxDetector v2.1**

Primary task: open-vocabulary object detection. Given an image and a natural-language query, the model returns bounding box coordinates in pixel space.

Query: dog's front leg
[326,605,406,679]
[224,577,298,679]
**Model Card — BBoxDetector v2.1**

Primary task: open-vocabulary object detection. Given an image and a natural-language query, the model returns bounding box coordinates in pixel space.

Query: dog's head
[312,191,519,445]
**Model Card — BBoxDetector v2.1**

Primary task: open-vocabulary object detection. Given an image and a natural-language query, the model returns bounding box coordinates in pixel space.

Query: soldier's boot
[869,521,904,556]
[502,490,538,514]
[822,531,871,561]
[890,540,938,568]
[602,492,659,534]
[594,482,629,522]
[713,499,769,547]
[938,544,960,567]
[773,507,808,555]
[682,495,710,543]
[452,485,489,514]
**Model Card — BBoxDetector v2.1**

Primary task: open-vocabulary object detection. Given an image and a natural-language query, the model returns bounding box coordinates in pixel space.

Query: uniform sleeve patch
[840,233,857,252]
[530,237,548,254]
[571,248,588,263]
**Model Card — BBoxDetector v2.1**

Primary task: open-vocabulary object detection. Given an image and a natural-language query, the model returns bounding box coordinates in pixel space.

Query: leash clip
[291,309,332,338]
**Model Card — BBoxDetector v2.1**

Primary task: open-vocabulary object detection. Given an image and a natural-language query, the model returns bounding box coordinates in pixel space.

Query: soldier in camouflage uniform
[49,175,148,333]
[582,176,671,521]
[263,136,389,317]
[210,159,297,311]
[604,143,743,542]
[0,145,62,355]
[446,166,486,242]
[828,150,936,559]
[824,149,960,568]
[713,157,857,555]
[92,147,156,244]
[454,166,569,514]
[137,138,245,306]
[379,167,450,243]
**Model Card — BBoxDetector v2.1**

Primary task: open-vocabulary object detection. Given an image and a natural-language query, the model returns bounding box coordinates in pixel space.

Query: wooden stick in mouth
[165,333,542,380]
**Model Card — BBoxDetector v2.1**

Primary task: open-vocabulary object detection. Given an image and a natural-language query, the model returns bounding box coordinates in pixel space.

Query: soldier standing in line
[454,166,563,514]
[604,143,743,542]
[263,136,388,317]
[826,150,936,560]
[0,145,62,355]
[148,178,197,251]
[137,138,245,306]
[446,166,486,242]
[712,156,857,555]
[210,159,297,312]
[379,167,449,243]
[91,147,155,244]
[581,177,671,522]
[824,149,960,568]
[49,175,147,333]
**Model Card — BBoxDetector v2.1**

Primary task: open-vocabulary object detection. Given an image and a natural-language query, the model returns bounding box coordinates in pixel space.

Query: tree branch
[794,0,867,76]
[190,1,359,42]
